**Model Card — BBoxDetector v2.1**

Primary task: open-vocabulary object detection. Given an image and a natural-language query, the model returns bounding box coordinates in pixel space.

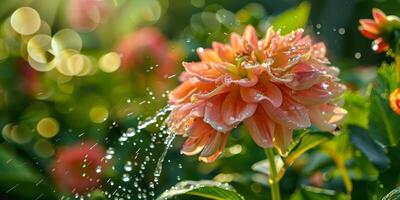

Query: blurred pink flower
[167,25,347,162]
[51,141,106,194]
[68,0,109,30]
[115,27,179,92]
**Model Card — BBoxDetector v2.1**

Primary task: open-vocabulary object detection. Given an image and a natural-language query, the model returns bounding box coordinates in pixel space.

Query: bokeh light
[89,106,109,123]
[10,7,41,35]
[51,29,82,55]
[98,52,121,73]
[34,139,55,158]
[36,117,60,138]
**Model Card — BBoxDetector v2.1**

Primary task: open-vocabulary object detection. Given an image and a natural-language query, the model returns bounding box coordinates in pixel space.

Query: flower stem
[265,148,281,200]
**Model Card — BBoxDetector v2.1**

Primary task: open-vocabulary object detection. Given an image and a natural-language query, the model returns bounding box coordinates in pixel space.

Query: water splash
[153,129,176,178]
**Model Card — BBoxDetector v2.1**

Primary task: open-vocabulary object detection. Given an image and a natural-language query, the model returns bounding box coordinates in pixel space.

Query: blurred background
[0,0,399,199]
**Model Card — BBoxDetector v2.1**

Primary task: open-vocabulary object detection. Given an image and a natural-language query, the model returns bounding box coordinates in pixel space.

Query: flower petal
[197,48,221,62]
[221,88,257,125]
[262,97,311,129]
[199,132,229,163]
[358,26,379,40]
[243,105,275,148]
[285,63,326,90]
[372,8,387,24]
[204,94,234,132]
[240,82,283,107]
[230,32,244,52]
[183,62,222,81]
[372,37,389,53]
[243,25,258,48]
[309,103,347,131]
[359,19,380,34]
[212,42,234,62]
[290,81,345,105]
[181,120,215,155]
[273,124,292,156]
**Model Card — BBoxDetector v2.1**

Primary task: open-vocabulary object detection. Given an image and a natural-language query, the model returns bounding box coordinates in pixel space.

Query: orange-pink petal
[262,98,311,129]
[199,132,229,162]
[240,82,282,107]
[221,88,257,125]
[359,19,380,34]
[243,105,275,148]
[372,8,387,24]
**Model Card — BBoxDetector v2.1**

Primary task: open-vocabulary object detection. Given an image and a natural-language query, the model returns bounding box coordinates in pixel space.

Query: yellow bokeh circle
[89,106,109,123]
[36,117,59,138]
[99,52,121,73]
[10,7,41,35]
[34,139,55,158]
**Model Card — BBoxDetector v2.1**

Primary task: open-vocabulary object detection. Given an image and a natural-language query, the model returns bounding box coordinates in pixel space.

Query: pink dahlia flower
[115,27,179,93]
[51,141,106,194]
[167,25,347,162]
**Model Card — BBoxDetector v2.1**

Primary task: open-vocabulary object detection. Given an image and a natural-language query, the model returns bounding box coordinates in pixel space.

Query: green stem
[265,148,281,200]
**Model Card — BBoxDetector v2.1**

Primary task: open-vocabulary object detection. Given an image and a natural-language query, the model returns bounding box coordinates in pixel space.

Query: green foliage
[383,187,400,200]
[368,64,400,146]
[0,144,55,199]
[285,131,333,166]
[378,142,400,199]
[349,125,390,172]
[290,186,349,200]
[272,2,311,35]
[343,92,369,128]
[156,180,244,200]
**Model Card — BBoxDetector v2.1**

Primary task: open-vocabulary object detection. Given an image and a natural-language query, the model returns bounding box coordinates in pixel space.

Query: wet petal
[199,132,229,163]
[309,104,347,131]
[193,84,230,100]
[197,48,221,62]
[221,88,257,125]
[243,25,258,48]
[273,124,292,156]
[240,82,282,107]
[183,62,221,81]
[204,94,234,132]
[168,81,197,104]
[243,106,275,148]
[181,120,215,155]
[212,42,234,62]
[285,63,325,90]
[372,38,389,52]
[168,79,215,103]
[290,81,345,105]
[230,33,244,52]
[262,98,311,129]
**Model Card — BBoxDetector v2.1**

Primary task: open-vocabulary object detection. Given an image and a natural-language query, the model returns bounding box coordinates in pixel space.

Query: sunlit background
[0,0,399,199]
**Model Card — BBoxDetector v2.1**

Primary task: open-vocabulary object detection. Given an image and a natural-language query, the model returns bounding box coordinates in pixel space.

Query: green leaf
[272,1,311,35]
[349,125,390,172]
[156,180,244,200]
[290,186,349,200]
[368,63,400,146]
[382,187,400,200]
[343,92,369,128]
[378,142,400,198]
[286,131,333,165]
[0,145,55,199]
